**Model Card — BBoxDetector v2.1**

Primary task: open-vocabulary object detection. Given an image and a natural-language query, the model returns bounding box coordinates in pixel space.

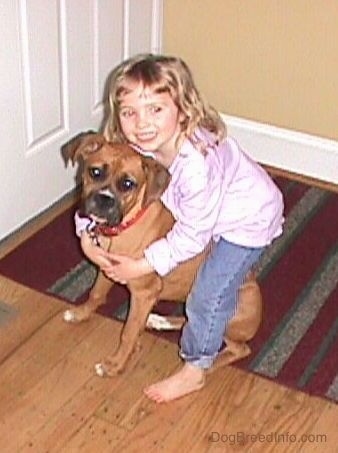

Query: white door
[0,0,163,240]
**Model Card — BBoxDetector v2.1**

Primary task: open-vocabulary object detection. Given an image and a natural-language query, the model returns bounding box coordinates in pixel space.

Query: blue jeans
[180,238,265,369]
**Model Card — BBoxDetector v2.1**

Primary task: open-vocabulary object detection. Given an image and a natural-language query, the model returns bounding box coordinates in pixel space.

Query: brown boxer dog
[61,133,262,377]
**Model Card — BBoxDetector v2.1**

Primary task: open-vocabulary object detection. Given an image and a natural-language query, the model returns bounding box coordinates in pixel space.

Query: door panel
[20,0,66,148]
[0,0,163,240]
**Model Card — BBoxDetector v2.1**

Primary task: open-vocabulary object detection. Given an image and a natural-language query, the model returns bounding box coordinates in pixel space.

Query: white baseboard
[221,114,338,185]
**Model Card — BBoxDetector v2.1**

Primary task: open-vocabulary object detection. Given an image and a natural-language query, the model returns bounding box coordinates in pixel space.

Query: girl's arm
[108,157,223,280]
[144,167,221,276]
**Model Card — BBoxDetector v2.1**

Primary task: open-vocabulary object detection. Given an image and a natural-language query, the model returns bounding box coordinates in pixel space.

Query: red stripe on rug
[304,336,338,398]
[237,191,338,368]
[300,284,338,398]
[277,285,338,390]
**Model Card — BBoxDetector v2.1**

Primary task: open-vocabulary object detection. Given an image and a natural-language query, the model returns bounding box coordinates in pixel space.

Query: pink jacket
[144,130,284,276]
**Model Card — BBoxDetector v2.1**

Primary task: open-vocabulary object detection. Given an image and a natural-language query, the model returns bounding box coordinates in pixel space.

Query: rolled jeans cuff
[179,352,218,370]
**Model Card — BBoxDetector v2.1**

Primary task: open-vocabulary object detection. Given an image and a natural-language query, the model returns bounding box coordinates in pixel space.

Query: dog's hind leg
[209,337,252,374]
[63,272,113,323]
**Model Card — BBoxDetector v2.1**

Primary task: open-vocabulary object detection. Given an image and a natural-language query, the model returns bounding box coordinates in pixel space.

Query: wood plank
[94,334,180,432]
[0,313,106,419]
[0,276,66,363]
[0,286,335,453]
[107,365,241,452]
[59,416,128,453]
[247,391,327,453]
[22,332,159,452]
[0,316,122,452]
[136,367,286,452]
[107,393,199,453]
[147,367,246,452]
[297,402,338,452]
[91,338,202,452]
[19,374,124,452]
[205,372,291,452]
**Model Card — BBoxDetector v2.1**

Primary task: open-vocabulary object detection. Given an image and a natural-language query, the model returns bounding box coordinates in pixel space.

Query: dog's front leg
[95,277,161,377]
[64,271,113,323]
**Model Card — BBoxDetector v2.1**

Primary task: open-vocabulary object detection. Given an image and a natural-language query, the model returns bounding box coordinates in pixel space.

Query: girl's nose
[136,110,150,128]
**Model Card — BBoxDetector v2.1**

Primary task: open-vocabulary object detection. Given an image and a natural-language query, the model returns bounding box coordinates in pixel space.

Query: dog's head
[61,132,170,226]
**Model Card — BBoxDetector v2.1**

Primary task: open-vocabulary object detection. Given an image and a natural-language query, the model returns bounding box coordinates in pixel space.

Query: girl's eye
[149,105,162,114]
[119,109,134,118]
[88,167,105,180]
[117,177,137,192]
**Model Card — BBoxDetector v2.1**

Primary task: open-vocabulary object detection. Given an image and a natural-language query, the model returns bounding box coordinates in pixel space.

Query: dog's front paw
[94,361,120,378]
[95,362,107,377]
[63,309,77,323]
[63,308,91,323]
[94,357,125,377]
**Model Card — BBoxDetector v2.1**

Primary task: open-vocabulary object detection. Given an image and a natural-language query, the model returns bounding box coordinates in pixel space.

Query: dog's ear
[61,131,105,166]
[142,157,171,207]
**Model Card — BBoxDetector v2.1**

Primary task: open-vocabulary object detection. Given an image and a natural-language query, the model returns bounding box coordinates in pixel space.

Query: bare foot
[143,363,205,403]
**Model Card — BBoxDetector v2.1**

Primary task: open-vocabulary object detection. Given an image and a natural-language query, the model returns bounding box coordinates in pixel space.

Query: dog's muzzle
[82,188,123,226]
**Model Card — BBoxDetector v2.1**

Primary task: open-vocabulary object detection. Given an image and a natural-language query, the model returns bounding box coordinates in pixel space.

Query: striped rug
[0,177,337,402]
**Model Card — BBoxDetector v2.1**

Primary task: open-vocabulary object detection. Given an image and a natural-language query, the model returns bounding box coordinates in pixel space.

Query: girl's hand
[102,254,154,282]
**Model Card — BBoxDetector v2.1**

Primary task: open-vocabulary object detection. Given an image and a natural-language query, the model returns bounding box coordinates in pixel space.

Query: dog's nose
[95,191,116,209]
[84,189,123,225]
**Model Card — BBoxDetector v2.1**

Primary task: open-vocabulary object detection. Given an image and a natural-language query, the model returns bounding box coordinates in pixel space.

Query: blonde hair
[103,54,226,152]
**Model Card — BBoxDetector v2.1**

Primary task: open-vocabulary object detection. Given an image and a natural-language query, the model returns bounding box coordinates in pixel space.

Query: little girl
[77,53,284,403]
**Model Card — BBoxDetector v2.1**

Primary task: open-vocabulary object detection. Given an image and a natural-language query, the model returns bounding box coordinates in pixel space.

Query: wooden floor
[0,171,337,453]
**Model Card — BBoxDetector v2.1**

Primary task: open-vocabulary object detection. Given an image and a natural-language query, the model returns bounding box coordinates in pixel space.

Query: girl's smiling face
[118,81,184,167]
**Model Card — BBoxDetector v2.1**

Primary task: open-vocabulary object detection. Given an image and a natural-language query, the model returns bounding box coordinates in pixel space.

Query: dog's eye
[88,167,105,180]
[117,177,136,192]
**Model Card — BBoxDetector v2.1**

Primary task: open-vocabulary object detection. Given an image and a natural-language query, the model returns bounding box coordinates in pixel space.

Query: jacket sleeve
[144,166,223,276]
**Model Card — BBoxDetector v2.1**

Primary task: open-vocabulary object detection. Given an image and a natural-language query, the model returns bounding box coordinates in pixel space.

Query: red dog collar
[93,206,148,237]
